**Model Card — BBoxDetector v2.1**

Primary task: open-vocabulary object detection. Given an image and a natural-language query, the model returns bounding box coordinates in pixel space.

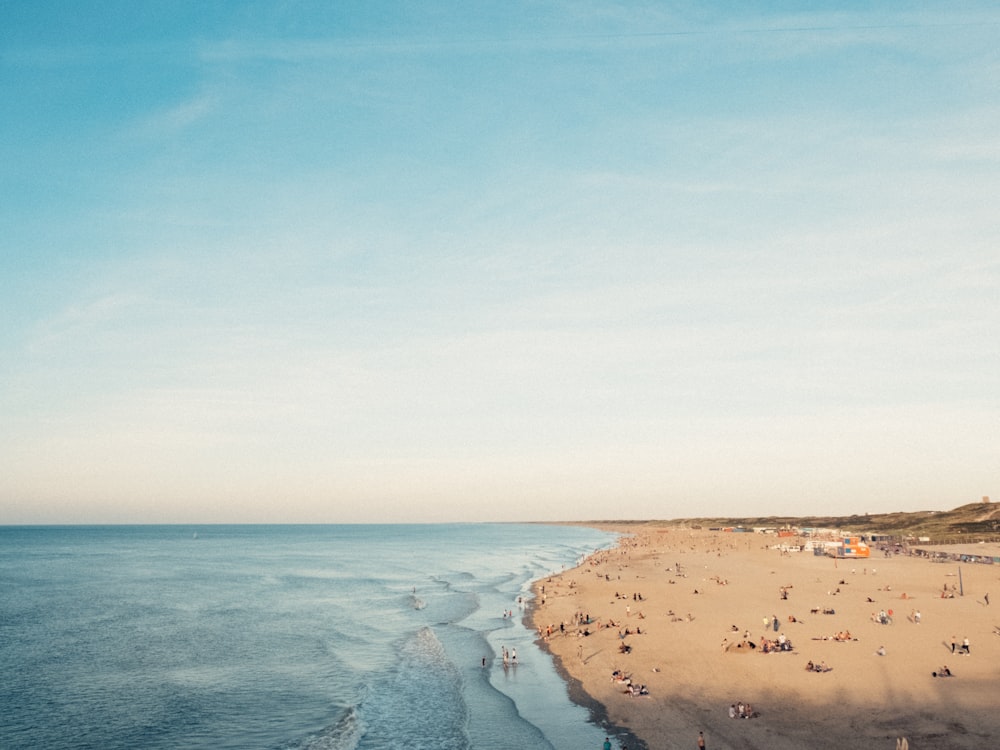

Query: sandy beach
[530,526,1000,750]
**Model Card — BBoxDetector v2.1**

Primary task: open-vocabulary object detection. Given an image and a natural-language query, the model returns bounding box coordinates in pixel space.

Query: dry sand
[530,526,1000,750]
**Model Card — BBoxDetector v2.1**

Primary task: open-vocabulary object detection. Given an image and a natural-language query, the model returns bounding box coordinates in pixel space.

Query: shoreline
[523,597,649,750]
[530,524,1000,750]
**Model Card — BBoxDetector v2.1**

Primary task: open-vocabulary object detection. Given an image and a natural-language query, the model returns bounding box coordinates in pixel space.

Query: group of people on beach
[815,629,855,641]
[610,669,648,696]
[804,660,833,672]
[949,635,971,654]
[728,701,758,719]
[721,623,793,654]
[540,609,650,643]
[871,609,893,624]
[810,606,837,615]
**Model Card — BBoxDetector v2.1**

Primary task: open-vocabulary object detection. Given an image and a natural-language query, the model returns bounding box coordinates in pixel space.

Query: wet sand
[530,525,1000,750]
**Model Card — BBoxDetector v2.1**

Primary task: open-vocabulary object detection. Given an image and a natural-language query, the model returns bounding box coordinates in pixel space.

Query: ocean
[0,524,618,750]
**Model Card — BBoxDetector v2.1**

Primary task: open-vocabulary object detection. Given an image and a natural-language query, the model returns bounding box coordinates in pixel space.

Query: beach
[531,526,1000,750]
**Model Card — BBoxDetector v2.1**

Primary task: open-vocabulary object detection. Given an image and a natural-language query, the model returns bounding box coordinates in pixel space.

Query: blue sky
[2,2,998,523]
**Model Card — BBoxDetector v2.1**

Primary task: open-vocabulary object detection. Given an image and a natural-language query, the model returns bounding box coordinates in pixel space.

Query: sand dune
[531,526,1000,750]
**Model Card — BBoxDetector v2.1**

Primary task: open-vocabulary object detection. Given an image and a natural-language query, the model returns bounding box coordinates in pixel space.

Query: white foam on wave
[288,706,364,750]
[354,626,469,749]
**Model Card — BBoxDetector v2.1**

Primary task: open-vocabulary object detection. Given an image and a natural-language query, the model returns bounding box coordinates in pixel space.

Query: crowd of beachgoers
[529,526,1000,750]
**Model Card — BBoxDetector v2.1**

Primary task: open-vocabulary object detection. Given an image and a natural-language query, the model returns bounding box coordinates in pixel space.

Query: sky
[2,2,998,524]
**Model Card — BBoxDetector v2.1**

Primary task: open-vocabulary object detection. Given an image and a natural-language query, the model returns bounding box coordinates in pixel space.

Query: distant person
[603,738,612,750]
[697,730,706,748]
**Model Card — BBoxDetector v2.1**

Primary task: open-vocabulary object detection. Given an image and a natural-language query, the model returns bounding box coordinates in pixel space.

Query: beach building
[834,536,871,558]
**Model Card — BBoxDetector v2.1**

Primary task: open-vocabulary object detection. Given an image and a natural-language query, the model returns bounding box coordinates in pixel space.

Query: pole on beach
[958,566,964,597]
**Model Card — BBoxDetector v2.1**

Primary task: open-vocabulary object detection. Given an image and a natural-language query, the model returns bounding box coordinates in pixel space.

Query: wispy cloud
[136,91,218,134]
[28,292,148,354]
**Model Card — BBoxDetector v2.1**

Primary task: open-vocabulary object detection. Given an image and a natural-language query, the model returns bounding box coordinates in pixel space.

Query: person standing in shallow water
[603,738,611,750]
[697,730,706,749]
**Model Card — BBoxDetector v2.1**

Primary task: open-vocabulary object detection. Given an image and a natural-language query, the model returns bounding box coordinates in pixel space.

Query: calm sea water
[0,524,617,750]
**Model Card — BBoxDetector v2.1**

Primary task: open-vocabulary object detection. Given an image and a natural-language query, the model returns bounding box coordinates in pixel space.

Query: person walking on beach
[697,730,706,749]
[603,738,612,750]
